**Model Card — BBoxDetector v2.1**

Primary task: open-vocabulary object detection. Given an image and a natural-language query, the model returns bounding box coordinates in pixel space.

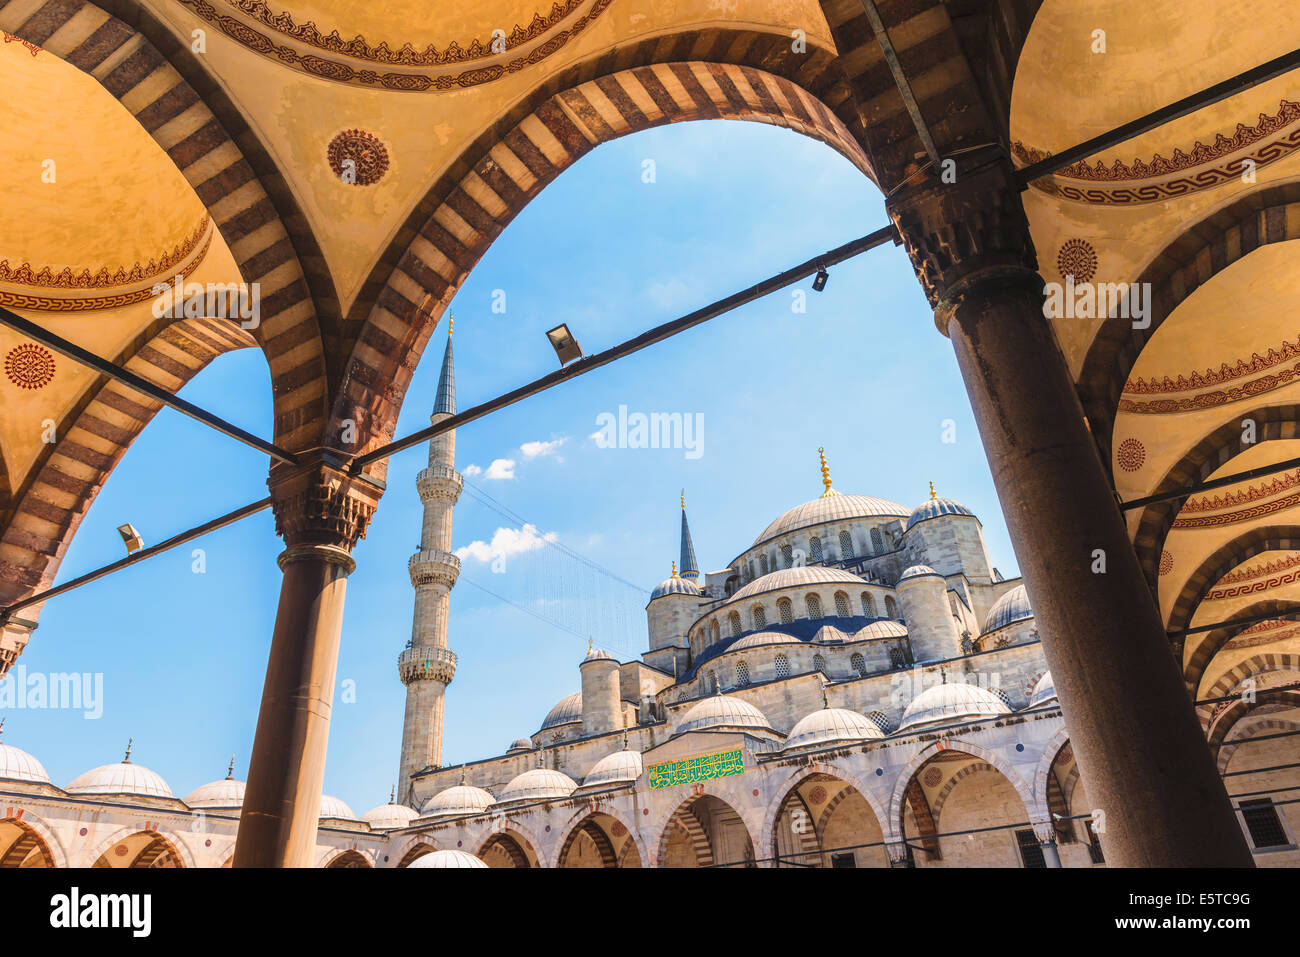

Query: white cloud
[455,523,558,563]
[521,438,567,458]
[483,458,516,480]
[463,464,482,477]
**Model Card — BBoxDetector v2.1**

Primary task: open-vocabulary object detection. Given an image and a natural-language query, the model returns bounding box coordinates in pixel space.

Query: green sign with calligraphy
[647,749,745,789]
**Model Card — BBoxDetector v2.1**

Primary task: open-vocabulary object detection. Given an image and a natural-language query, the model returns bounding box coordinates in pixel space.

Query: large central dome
[753,494,909,546]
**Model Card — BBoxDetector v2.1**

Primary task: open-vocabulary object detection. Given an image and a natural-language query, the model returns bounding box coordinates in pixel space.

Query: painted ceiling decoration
[1205,552,1300,601]
[1172,469,1300,529]
[178,0,614,92]
[327,130,390,186]
[1,30,38,55]
[1119,333,1300,414]
[3,342,54,390]
[0,216,212,312]
[1013,98,1300,205]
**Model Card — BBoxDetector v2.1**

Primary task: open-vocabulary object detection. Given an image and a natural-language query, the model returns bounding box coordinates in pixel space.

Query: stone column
[887,154,1253,867]
[233,455,383,868]
[1033,822,1062,868]
[885,841,913,868]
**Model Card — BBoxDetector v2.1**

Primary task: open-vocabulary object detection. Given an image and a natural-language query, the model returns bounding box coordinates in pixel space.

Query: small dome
[67,757,172,799]
[898,681,1012,732]
[853,620,908,641]
[983,585,1033,633]
[184,777,245,810]
[496,767,578,804]
[582,749,644,788]
[1029,671,1058,708]
[408,849,488,869]
[754,494,909,546]
[506,738,533,753]
[677,693,772,735]
[906,497,975,531]
[731,566,868,603]
[812,624,850,644]
[582,646,616,663]
[0,738,49,785]
[538,691,582,731]
[727,630,801,651]
[318,794,356,820]
[362,802,419,830]
[421,783,495,818]
[650,576,703,600]
[899,564,940,581]
[785,708,885,750]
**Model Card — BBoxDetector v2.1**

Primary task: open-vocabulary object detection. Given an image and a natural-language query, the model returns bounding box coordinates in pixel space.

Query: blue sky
[6,119,1020,814]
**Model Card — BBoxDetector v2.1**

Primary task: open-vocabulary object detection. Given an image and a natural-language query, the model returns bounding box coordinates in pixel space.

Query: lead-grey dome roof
[538,691,582,731]
[753,494,909,546]
[677,694,772,735]
[983,585,1033,634]
[785,708,885,750]
[906,497,975,531]
[730,566,868,603]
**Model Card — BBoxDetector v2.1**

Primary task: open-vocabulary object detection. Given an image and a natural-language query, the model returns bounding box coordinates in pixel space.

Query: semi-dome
[753,494,909,546]
[785,708,885,750]
[898,681,1012,732]
[496,767,578,804]
[727,630,801,651]
[362,801,419,830]
[811,624,850,644]
[906,497,976,531]
[677,693,773,735]
[506,738,533,753]
[1028,671,1058,708]
[67,749,172,799]
[899,564,941,580]
[853,620,908,640]
[318,794,356,820]
[581,749,644,788]
[421,783,495,818]
[408,849,489,869]
[0,735,49,785]
[983,585,1033,634]
[538,691,582,731]
[731,565,868,603]
[183,777,245,810]
[650,576,703,600]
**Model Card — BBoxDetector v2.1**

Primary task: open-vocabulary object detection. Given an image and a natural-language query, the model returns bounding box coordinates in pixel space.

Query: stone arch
[336,58,877,467]
[552,805,646,870]
[477,828,540,868]
[1032,726,1074,816]
[653,787,758,868]
[1,0,332,452]
[1188,601,1300,695]
[322,848,373,869]
[889,740,1041,837]
[758,761,891,857]
[1168,526,1300,638]
[931,761,999,821]
[1078,181,1300,463]
[1204,651,1300,703]
[391,834,440,868]
[0,808,64,867]
[1131,404,1300,593]
[1217,716,1300,772]
[82,822,196,868]
[1207,687,1300,749]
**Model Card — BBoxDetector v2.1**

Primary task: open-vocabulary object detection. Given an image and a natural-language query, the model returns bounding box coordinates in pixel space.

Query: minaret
[679,490,699,582]
[396,317,461,804]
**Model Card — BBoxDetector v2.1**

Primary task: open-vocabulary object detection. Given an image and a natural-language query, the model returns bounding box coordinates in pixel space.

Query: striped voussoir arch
[1204,652,1300,707]
[1168,526,1300,639]
[1217,716,1300,772]
[0,0,329,452]
[558,816,617,868]
[1079,182,1300,465]
[902,777,940,859]
[658,801,713,867]
[338,60,874,470]
[0,318,256,607]
[929,761,997,822]
[1186,601,1300,698]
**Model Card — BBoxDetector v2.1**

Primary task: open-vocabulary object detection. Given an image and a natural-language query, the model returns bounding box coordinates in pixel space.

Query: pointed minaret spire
[679,490,699,581]
[433,313,456,416]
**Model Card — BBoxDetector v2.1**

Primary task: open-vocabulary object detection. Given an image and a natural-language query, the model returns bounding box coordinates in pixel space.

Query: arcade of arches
[0,0,1298,868]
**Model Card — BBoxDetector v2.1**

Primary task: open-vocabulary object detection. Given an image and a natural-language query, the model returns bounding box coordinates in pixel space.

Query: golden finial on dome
[226,755,235,780]
[588,637,593,655]
[671,560,678,578]
[930,481,936,500]
[681,489,685,509]
[123,737,133,764]
[818,447,840,498]
[448,311,453,335]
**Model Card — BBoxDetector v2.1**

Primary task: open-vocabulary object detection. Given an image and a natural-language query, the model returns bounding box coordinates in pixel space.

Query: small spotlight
[117,523,144,555]
[546,323,584,366]
[812,265,829,292]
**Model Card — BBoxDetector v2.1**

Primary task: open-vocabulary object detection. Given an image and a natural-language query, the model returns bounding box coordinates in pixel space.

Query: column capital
[267,452,386,552]
[886,150,1039,322]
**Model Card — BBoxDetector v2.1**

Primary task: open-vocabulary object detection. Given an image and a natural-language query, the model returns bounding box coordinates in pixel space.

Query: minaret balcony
[408,549,461,588]
[416,464,463,503]
[398,646,457,685]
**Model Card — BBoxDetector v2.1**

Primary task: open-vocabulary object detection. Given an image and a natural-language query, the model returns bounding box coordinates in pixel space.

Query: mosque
[2,326,1296,869]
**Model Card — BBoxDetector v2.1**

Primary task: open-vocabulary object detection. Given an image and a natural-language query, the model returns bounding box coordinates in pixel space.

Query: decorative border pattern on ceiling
[0,217,213,312]
[1221,618,1300,650]
[178,0,614,92]
[1014,99,1300,206]
[3,31,41,56]
[1172,469,1300,529]
[1119,335,1300,414]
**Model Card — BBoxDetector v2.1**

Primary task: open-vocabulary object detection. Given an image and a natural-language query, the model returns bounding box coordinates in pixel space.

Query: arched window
[989,687,1013,708]
[676,691,686,701]
[813,653,826,675]
[751,605,766,629]
[809,536,823,562]
[885,595,899,619]
[839,530,853,560]
[736,660,750,686]
[774,654,790,679]
[747,560,754,581]
[834,591,850,617]
[710,620,720,643]
[777,597,793,625]
[760,553,770,575]
[781,544,794,567]
[870,527,884,552]
[728,610,742,638]
[861,591,876,617]
[851,652,867,677]
[707,669,718,692]
[805,594,823,619]
[889,647,906,669]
